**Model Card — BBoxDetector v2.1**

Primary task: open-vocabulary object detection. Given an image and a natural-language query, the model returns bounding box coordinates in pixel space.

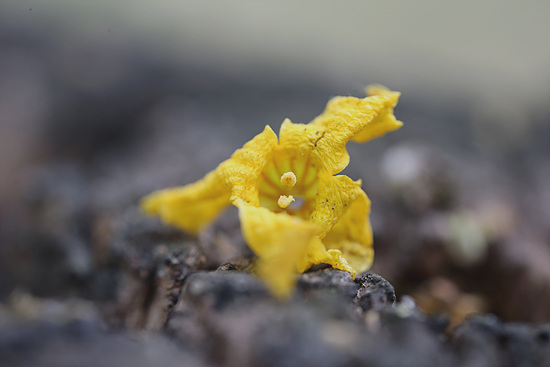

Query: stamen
[280,171,297,188]
[278,195,295,209]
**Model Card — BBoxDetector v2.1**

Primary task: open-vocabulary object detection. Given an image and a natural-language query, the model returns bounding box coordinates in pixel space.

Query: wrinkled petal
[352,85,403,143]
[309,173,365,238]
[239,205,319,299]
[141,172,231,235]
[278,118,326,155]
[220,125,279,207]
[322,188,373,274]
[302,86,402,174]
[296,237,356,278]
[141,125,278,234]
[298,176,372,276]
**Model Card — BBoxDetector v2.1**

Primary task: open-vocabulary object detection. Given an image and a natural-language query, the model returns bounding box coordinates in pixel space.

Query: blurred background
[1,0,549,326]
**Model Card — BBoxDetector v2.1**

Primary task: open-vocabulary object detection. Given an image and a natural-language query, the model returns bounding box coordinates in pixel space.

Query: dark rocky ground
[1,19,550,367]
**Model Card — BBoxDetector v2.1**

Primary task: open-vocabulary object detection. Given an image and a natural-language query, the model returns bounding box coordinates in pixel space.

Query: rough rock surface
[4,248,550,367]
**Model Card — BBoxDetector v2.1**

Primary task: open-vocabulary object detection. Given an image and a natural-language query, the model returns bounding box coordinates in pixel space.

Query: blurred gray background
[0,0,549,321]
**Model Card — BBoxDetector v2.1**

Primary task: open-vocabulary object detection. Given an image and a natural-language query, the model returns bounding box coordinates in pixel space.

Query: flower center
[277,171,297,209]
[258,151,318,219]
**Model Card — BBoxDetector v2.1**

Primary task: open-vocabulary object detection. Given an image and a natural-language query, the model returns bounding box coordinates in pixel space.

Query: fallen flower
[141,85,402,298]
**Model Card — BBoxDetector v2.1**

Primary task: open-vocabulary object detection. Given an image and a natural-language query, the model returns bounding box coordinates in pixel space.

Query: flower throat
[258,151,318,219]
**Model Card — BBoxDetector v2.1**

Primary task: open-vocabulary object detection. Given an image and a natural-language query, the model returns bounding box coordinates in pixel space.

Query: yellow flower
[141,85,402,298]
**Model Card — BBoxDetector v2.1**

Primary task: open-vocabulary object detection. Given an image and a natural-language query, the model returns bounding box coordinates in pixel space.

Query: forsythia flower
[141,85,403,298]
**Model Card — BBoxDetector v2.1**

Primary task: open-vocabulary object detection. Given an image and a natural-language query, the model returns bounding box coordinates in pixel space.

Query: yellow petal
[278,117,349,178]
[322,188,373,274]
[239,205,319,299]
[309,173,365,238]
[297,177,372,277]
[141,172,230,235]
[283,172,369,277]
[352,85,403,143]
[278,117,326,156]
[141,125,278,234]
[304,87,402,174]
[220,125,279,207]
[296,237,356,278]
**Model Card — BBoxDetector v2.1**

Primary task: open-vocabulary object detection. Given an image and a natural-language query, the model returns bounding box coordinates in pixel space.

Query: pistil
[280,171,297,188]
